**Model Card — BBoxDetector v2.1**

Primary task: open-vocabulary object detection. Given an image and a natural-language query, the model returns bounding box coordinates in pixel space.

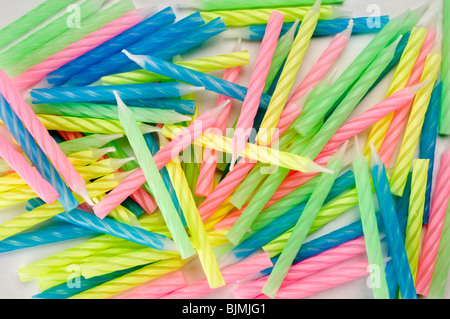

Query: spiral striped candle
[230,11,284,171]
[257,2,320,147]
[428,203,450,299]
[0,0,104,71]
[0,71,93,205]
[258,258,370,299]
[11,9,145,91]
[363,26,429,158]
[370,146,417,299]
[374,29,436,166]
[352,144,389,299]
[30,83,203,104]
[405,159,429,281]
[440,0,450,135]
[0,0,75,49]
[233,237,367,299]
[9,0,137,78]
[293,11,408,137]
[261,144,345,298]
[240,16,389,40]
[116,93,194,260]
[199,5,335,26]
[121,272,187,299]
[420,82,442,223]
[166,158,225,288]
[0,95,78,212]
[390,53,442,196]
[162,253,273,299]
[46,7,175,87]
[63,15,224,87]
[195,41,242,197]
[181,0,344,11]
[69,259,183,299]
[101,50,250,85]
[416,151,450,295]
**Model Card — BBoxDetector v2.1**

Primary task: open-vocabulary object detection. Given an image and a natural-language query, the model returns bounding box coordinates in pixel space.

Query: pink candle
[197,27,350,222]
[0,70,92,205]
[161,252,273,299]
[256,258,369,299]
[230,11,284,171]
[195,40,242,197]
[0,132,58,204]
[12,10,145,91]
[93,103,227,218]
[378,29,436,166]
[121,272,187,299]
[233,237,367,298]
[416,151,450,295]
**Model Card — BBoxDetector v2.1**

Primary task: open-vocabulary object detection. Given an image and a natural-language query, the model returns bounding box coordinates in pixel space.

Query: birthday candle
[440,0,450,135]
[57,133,123,155]
[165,155,225,288]
[69,258,184,299]
[416,151,450,295]
[257,1,320,147]
[180,0,344,11]
[0,95,78,212]
[11,9,147,90]
[230,11,285,171]
[63,15,225,87]
[115,92,195,260]
[28,114,160,135]
[123,50,272,109]
[162,253,273,299]
[364,26,429,157]
[0,0,105,71]
[195,40,243,197]
[30,83,203,104]
[8,0,137,78]
[292,10,409,137]
[352,139,389,299]
[390,53,441,196]
[405,159,429,281]
[261,143,346,298]
[428,203,450,299]
[45,7,175,87]
[121,272,187,299]
[231,16,389,40]
[370,145,417,299]
[0,0,76,49]
[199,5,336,26]
[31,102,190,124]
[101,50,250,85]
[233,237,367,298]
[420,82,442,223]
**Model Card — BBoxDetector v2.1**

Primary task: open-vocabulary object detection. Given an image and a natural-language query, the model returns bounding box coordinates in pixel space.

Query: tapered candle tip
[407,80,430,95]
[370,142,382,167]
[233,38,242,52]
[335,140,349,161]
[113,90,127,111]
[284,20,300,40]
[136,6,158,19]
[104,147,116,154]
[340,19,354,40]
[311,0,322,13]
[411,1,430,19]
[394,9,411,23]
[122,49,146,69]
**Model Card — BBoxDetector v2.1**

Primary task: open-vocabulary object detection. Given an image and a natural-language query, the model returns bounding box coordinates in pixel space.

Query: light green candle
[405,159,429,281]
[116,92,195,260]
[440,0,450,135]
[0,0,105,71]
[9,0,135,76]
[352,139,389,299]
[0,0,75,49]
[31,102,191,124]
[181,0,344,11]
[261,142,346,298]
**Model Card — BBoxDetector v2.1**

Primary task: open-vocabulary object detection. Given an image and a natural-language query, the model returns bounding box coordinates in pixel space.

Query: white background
[0,0,449,299]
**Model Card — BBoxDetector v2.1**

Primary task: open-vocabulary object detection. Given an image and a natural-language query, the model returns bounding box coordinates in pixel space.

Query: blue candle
[46,7,177,87]
[0,95,78,212]
[61,14,225,87]
[420,82,442,223]
[124,52,272,109]
[369,145,417,299]
[30,83,203,104]
[243,16,390,40]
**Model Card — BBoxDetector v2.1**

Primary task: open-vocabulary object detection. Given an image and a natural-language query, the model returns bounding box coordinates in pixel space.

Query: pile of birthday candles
[0,0,448,299]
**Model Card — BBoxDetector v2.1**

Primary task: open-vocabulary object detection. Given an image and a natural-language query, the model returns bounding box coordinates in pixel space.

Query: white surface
[0,0,449,299]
